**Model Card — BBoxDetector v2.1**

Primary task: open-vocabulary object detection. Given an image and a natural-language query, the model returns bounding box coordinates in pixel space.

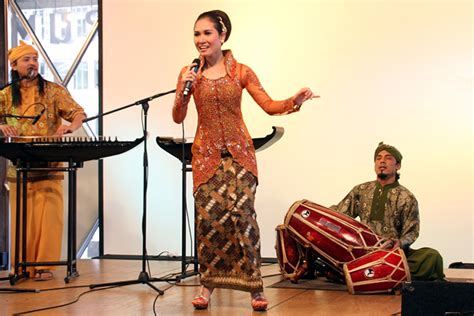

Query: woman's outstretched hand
[293,87,319,106]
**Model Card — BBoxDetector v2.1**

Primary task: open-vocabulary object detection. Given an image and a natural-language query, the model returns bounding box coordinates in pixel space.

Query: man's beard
[377,173,388,180]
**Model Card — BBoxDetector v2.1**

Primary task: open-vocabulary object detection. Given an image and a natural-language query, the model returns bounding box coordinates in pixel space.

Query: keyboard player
[0,41,86,281]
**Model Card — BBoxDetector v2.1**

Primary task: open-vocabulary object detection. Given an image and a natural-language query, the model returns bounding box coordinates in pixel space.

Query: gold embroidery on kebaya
[172,50,296,191]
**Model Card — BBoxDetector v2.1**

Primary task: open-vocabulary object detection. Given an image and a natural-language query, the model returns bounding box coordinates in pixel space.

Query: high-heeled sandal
[251,292,268,311]
[192,286,213,310]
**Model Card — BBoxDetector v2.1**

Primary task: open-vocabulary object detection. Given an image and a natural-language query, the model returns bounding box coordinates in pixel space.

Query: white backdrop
[101,0,473,266]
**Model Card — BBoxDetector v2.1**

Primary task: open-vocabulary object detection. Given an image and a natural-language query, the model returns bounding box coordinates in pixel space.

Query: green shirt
[331,180,420,249]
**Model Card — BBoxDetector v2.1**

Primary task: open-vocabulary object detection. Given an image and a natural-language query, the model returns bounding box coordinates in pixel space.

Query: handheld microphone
[183,58,201,97]
[32,108,45,125]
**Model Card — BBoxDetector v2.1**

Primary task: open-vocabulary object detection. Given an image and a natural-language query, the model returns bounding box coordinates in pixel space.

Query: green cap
[374,142,402,163]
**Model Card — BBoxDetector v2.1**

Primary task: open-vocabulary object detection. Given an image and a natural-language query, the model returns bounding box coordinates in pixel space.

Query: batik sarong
[194,156,263,293]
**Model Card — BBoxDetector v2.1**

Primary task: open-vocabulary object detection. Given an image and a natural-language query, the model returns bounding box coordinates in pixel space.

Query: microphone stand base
[89,271,165,295]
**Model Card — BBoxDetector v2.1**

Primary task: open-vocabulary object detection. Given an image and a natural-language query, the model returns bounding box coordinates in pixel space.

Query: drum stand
[175,147,199,281]
[0,161,80,293]
[0,269,36,293]
[0,273,37,293]
[155,137,200,282]
[87,90,175,294]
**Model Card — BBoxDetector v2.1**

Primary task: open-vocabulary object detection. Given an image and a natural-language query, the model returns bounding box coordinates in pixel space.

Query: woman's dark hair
[196,10,232,42]
[10,69,45,106]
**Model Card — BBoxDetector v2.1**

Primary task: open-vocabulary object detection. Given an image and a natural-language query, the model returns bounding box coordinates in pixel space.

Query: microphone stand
[0,77,25,90]
[0,114,37,121]
[83,90,176,123]
[86,89,175,295]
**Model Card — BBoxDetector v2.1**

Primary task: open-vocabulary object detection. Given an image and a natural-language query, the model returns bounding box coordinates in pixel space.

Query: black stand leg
[0,164,38,293]
[8,165,30,285]
[0,270,39,292]
[89,101,164,295]
[154,137,199,282]
[175,158,199,282]
[65,161,80,283]
[90,270,163,294]
[153,139,199,282]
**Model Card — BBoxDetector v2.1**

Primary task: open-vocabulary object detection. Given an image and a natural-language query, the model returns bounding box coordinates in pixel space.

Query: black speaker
[0,251,7,270]
[402,280,474,316]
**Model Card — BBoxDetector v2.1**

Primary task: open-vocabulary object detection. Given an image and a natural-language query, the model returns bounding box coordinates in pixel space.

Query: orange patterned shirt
[173,50,298,191]
[0,79,85,181]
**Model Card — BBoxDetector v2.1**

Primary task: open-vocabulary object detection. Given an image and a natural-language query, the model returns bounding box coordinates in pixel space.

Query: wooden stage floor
[0,259,471,315]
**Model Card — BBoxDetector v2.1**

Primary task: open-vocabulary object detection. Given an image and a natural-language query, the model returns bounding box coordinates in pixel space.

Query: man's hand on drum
[383,239,401,250]
[0,124,19,137]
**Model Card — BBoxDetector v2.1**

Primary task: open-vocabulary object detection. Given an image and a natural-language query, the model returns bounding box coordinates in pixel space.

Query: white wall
[102,0,473,266]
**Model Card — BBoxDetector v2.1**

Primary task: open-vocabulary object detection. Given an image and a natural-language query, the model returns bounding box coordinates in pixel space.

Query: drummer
[330,142,445,281]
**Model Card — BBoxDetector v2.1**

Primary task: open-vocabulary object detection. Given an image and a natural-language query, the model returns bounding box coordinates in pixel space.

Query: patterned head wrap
[8,40,38,65]
[374,142,403,163]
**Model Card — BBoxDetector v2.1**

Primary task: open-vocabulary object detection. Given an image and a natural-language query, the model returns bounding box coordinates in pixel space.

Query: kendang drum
[284,199,388,274]
[343,247,411,294]
[276,225,342,283]
[275,224,305,279]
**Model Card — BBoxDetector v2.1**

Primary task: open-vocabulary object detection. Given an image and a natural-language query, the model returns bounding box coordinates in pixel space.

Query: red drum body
[275,224,304,278]
[284,199,387,272]
[343,247,411,294]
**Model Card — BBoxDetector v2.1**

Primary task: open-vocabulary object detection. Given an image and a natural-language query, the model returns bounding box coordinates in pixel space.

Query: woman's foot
[251,292,268,311]
[192,286,213,310]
